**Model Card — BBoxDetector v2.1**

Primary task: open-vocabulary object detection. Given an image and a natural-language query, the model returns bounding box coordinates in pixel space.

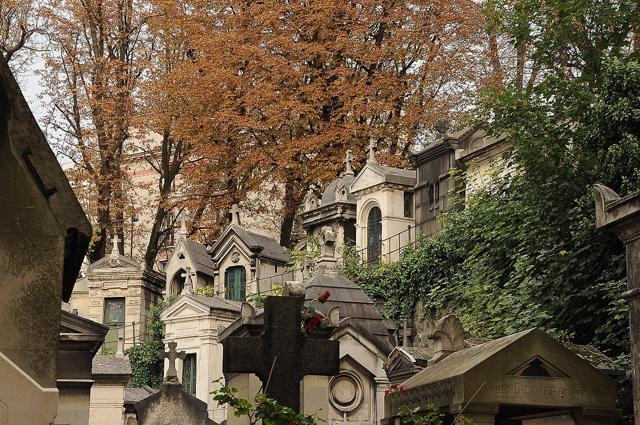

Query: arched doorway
[225,266,247,301]
[169,269,186,296]
[367,206,382,263]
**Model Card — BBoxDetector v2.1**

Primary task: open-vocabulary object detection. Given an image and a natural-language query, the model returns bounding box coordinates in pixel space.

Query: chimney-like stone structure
[428,314,469,365]
[594,184,640,422]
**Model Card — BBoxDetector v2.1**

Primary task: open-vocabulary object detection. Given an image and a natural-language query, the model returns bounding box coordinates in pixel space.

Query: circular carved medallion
[329,371,363,413]
[231,251,240,263]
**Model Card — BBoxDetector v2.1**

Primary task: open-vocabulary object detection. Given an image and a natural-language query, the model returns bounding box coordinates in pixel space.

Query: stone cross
[230,204,241,224]
[110,234,120,257]
[368,140,377,163]
[594,184,640,419]
[343,149,355,176]
[160,341,186,384]
[221,296,340,411]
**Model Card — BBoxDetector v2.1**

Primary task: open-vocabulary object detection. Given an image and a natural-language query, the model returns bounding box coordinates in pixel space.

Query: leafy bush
[125,296,176,388]
[212,384,319,425]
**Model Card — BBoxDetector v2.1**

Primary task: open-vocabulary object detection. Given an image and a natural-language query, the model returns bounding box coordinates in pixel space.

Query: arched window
[170,269,186,296]
[367,206,382,263]
[225,266,247,301]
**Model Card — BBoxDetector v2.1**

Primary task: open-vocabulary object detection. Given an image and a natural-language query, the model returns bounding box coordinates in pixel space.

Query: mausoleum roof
[212,224,290,264]
[305,270,394,349]
[183,239,217,278]
[186,294,242,313]
[320,174,357,206]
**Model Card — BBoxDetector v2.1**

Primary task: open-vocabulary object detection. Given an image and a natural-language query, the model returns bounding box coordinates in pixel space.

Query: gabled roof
[350,162,416,193]
[183,238,217,278]
[211,224,289,264]
[402,328,533,389]
[305,271,395,347]
[1,56,92,301]
[161,294,241,321]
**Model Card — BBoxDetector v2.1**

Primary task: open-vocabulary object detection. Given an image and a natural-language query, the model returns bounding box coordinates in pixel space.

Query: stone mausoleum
[384,316,619,425]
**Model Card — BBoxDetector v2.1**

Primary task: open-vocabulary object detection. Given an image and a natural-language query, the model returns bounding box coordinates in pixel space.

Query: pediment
[385,353,415,373]
[350,166,385,193]
[90,254,141,271]
[161,297,209,320]
[507,355,569,378]
[211,235,252,262]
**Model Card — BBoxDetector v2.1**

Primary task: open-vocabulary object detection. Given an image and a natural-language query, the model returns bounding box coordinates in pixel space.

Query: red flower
[318,290,331,303]
[384,389,389,396]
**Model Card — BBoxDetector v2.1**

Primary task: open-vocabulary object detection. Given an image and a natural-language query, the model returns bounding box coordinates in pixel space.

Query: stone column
[594,184,640,423]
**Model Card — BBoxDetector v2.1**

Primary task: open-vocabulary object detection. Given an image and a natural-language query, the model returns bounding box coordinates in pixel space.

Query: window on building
[182,353,197,395]
[103,297,125,327]
[275,265,278,273]
[367,206,382,263]
[428,183,435,206]
[225,266,247,301]
[403,192,413,218]
[435,182,440,202]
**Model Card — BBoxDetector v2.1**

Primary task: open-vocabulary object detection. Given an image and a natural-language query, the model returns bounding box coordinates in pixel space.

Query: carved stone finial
[343,149,355,176]
[110,234,121,258]
[368,140,378,163]
[230,204,241,224]
[159,341,186,384]
[178,214,188,239]
[428,314,469,365]
[304,187,320,212]
[435,118,450,136]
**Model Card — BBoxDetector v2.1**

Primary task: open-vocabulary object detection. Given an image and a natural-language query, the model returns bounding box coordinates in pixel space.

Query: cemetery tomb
[384,327,619,425]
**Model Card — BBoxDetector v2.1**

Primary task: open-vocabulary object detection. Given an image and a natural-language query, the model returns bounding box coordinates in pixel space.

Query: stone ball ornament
[329,371,363,413]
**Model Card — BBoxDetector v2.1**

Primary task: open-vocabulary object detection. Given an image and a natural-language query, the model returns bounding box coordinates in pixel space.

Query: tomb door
[103,297,125,354]
[182,353,197,395]
[225,266,246,301]
[367,207,382,263]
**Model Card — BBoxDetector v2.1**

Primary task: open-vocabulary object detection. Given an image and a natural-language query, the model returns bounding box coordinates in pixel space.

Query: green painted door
[225,266,246,301]
[182,353,197,395]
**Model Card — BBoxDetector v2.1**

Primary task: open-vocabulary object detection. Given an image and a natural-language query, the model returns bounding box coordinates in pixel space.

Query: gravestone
[594,184,640,423]
[221,296,340,411]
[135,342,214,425]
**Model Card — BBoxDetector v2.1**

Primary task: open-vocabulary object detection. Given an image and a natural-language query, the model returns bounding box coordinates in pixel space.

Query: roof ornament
[110,234,121,258]
[178,213,188,239]
[303,187,320,212]
[230,203,241,225]
[435,117,451,139]
[368,140,378,164]
[428,314,469,365]
[343,149,355,176]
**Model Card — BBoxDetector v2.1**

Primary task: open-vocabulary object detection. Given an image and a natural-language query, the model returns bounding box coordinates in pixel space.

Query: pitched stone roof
[183,239,217,278]
[185,294,242,313]
[92,355,132,376]
[305,271,394,348]
[217,224,290,264]
[320,174,357,206]
[365,163,416,187]
[402,329,533,389]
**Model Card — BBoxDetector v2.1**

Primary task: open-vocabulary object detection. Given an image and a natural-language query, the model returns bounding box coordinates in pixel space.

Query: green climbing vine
[126,296,176,388]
